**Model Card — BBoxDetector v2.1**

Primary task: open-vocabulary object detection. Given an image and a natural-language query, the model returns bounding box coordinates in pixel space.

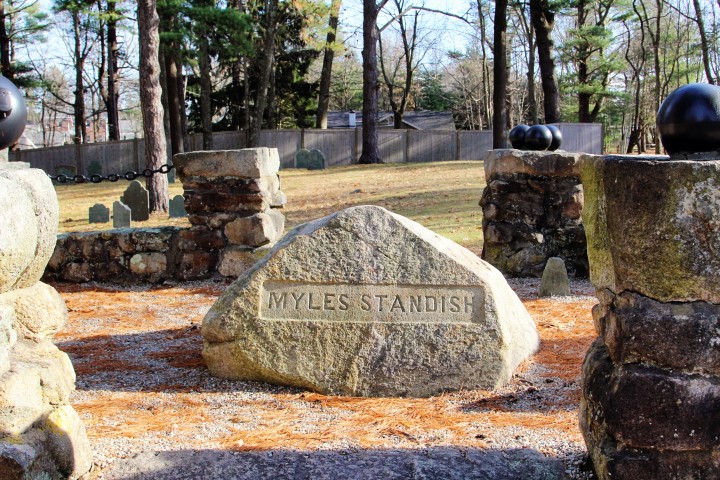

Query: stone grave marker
[202,205,539,397]
[168,195,187,218]
[120,180,149,222]
[294,149,311,169]
[307,149,326,170]
[538,257,570,297]
[113,200,131,228]
[89,203,110,223]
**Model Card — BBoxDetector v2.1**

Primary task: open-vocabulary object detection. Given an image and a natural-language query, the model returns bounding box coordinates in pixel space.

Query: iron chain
[48,163,175,184]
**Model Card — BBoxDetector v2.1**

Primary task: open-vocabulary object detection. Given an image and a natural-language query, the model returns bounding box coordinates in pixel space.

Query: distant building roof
[327,111,455,130]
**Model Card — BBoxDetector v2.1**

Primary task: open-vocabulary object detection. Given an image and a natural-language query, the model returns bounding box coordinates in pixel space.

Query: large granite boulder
[203,205,539,397]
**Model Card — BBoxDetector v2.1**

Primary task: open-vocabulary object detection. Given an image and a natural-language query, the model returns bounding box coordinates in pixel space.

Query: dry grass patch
[54,161,486,254]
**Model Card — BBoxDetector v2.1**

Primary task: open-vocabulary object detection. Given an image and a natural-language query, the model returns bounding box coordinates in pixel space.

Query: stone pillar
[579,154,720,479]
[480,149,587,277]
[172,148,287,279]
[0,164,93,479]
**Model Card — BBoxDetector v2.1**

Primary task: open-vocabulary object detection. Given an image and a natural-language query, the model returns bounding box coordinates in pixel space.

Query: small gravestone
[307,149,326,170]
[113,201,131,228]
[88,203,110,223]
[168,195,187,218]
[294,149,311,169]
[202,205,539,397]
[120,180,149,222]
[538,257,571,297]
[87,160,102,177]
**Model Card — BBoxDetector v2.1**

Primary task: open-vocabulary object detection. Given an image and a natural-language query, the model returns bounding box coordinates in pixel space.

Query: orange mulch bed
[53,280,597,475]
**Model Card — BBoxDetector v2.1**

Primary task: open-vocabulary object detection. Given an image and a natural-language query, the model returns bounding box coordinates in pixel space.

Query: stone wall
[480,149,588,277]
[0,164,92,479]
[45,148,287,284]
[579,155,720,479]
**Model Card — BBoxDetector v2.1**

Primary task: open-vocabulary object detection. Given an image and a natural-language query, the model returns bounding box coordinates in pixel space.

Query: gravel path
[53,278,598,480]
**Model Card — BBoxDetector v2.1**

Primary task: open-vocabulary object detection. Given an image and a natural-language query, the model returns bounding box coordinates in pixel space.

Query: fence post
[133,137,140,171]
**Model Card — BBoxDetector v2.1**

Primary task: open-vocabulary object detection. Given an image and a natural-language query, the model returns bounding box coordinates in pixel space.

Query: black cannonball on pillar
[657,83,720,155]
[0,76,26,150]
[509,124,530,149]
[546,125,562,151]
[524,125,553,151]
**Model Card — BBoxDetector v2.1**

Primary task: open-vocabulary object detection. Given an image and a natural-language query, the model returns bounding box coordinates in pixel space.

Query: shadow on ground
[100,446,570,480]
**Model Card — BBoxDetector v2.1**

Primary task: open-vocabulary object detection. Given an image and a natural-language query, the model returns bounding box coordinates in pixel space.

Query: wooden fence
[9,123,602,176]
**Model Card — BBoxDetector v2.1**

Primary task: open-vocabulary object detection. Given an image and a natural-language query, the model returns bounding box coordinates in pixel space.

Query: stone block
[218,245,273,278]
[0,177,38,294]
[44,405,93,479]
[131,227,177,252]
[120,180,149,222]
[0,359,48,435]
[0,443,37,480]
[225,210,285,247]
[174,228,225,252]
[483,149,583,181]
[580,155,720,303]
[538,257,570,297]
[0,282,67,342]
[174,148,280,179]
[203,205,539,397]
[581,339,720,452]
[130,253,167,275]
[60,263,93,283]
[170,252,218,280]
[594,289,720,375]
[184,190,268,214]
[88,203,110,223]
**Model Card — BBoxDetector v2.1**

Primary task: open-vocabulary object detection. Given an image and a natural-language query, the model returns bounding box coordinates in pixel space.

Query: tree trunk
[73,10,86,144]
[248,0,278,148]
[0,0,11,80]
[138,0,169,213]
[529,0,560,123]
[198,33,213,150]
[493,0,508,148]
[107,0,120,140]
[478,0,491,129]
[359,0,389,164]
[165,48,184,155]
[266,57,277,128]
[692,0,714,84]
[316,0,341,129]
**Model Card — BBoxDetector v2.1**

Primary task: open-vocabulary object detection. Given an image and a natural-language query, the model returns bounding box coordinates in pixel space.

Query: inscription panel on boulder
[260,281,484,323]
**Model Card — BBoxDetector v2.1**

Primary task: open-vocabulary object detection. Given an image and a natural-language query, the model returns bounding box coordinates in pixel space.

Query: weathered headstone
[120,180,149,222]
[113,201,131,228]
[307,149,326,170]
[88,203,110,223]
[168,195,187,218]
[202,205,539,397]
[294,149,311,169]
[538,257,570,297]
[87,160,102,177]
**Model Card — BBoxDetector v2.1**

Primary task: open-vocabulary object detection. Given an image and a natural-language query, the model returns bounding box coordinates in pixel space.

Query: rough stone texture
[0,282,67,342]
[538,257,570,297]
[89,203,110,223]
[0,166,92,480]
[130,252,167,275]
[113,200,131,228]
[580,154,720,303]
[120,180,150,222]
[0,168,59,293]
[593,289,720,376]
[173,147,280,179]
[0,305,16,376]
[480,149,588,278]
[225,210,285,247]
[202,205,539,397]
[217,245,273,278]
[580,154,720,480]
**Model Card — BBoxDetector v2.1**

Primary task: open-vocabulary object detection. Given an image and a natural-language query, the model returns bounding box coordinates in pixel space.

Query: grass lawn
[54,161,487,255]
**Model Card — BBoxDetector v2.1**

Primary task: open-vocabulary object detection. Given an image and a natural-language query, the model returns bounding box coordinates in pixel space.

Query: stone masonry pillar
[480,149,588,277]
[172,148,287,280]
[579,154,720,478]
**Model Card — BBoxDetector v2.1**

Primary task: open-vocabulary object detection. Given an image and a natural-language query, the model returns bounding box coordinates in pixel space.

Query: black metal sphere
[524,125,553,151]
[546,125,562,151]
[0,76,26,150]
[509,124,530,149]
[657,83,720,155]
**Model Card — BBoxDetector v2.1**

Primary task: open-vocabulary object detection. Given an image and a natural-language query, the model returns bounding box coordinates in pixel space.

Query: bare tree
[359,0,389,164]
[529,0,560,123]
[493,0,508,148]
[137,0,168,213]
[248,0,279,148]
